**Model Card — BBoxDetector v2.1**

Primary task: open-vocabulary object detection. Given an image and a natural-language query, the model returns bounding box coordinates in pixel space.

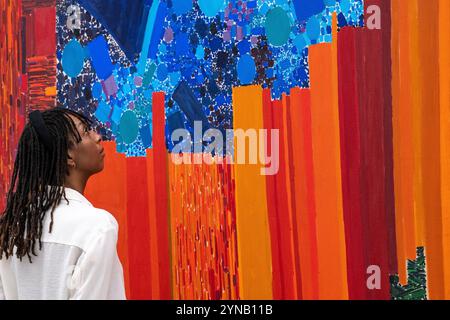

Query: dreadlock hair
[0,107,93,263]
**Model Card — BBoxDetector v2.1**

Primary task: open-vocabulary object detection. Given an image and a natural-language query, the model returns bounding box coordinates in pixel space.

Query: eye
[84,124,102,136]
[83,124,95,135]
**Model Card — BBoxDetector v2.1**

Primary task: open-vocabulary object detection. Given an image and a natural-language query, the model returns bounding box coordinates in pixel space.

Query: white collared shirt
[0,187,126,300]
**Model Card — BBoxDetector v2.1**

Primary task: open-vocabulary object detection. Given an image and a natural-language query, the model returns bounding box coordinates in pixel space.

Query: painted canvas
[1,0,449,300]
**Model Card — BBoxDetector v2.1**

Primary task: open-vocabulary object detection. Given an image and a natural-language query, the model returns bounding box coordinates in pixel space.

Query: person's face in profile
[67,115,105,176]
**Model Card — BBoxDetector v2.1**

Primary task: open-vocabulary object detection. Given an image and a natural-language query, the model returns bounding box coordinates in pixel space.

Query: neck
[64,172,89,195]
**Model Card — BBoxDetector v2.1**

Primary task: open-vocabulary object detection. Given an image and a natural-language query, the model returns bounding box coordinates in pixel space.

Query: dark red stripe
[378,0,398,276]
[356,22,391,299]
[337,26,367,300]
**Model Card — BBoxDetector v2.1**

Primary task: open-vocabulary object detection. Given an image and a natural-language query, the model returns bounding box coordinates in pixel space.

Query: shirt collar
[63,187,93,207]
[45,185,93,207]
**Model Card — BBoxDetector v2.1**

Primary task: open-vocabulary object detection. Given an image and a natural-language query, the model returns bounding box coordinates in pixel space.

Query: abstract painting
[1,0,449,300]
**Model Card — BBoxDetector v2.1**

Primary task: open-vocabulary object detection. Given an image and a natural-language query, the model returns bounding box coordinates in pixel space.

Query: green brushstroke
[390,247,427,300]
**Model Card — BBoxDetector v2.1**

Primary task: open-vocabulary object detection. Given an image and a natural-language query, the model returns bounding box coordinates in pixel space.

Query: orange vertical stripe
[409,0,426,246]
[232,85,273,299]
[289,87,319,299]
[439,0,450,299]
[417,0,444,300]
[390,0,416,284]
[308,13,348,300]
[85,141,130,298]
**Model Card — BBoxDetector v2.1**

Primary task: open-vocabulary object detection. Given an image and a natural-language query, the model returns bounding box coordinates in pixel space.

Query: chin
[93,164,104,174]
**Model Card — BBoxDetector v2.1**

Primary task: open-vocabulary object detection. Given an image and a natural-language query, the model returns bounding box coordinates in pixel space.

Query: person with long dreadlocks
[0,108,125,300]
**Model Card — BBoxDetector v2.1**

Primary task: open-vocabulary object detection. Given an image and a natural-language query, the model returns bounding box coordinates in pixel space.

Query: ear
[67,149,76,169]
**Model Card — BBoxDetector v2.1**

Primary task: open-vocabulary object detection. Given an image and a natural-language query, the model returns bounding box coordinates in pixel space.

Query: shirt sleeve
[69,227,126,300]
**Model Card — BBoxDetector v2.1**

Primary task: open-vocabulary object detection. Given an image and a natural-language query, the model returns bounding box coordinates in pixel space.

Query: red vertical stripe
[126,156,152,299]
[272,98,297,299]
[337,27,366,300]
[151,92,171,299]
[33,7,55,56]
[356,26,391,299]
[25,13,35,57]
[283,94,303,299]
[377,0,398,276]
[262,89,283,299]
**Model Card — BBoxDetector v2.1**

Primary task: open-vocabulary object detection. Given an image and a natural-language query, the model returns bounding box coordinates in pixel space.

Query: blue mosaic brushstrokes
[57,0,364,157]
[75,0,150,63]
[87,36,114,80]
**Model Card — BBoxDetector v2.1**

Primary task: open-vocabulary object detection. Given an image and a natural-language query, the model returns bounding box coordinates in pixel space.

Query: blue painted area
[173,81,211,132]
[169,71,181,86]
[175,32,190,57]
[237,54,256,85]
[111,104,123,125]
[198,0,226,17]
[172,0,192,16]
[294,34,307,51]
[306,16,321,41]
[195,45,205,60]
[119,110,139,144]
[136,0,160,75]
[237,40,251,55]
[61,39,85,78]
[265,7,291,47]
[339,0,351,14]
[92,82,103,99]
[293,0,326,22]
[168,111,185,133]
[337,12,348,27]
[75,0,150,63]
[87,36,114,80]
[148,1,168,60]
[140,124,152,148]
[95,101,111,123]
[167,111,186,149]
[157,64,168,81]
[58,0,364,156]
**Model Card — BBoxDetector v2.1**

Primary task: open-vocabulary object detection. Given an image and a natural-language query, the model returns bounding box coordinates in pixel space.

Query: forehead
[66,114,88,146]
[68,114,85,128]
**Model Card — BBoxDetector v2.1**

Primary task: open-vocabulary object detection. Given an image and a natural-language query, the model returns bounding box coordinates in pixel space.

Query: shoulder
[72,204,118,232]
[41,200,119,252]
